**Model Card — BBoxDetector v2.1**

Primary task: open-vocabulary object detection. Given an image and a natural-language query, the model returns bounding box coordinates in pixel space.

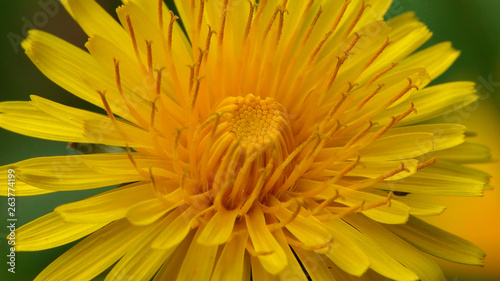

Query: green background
[0,0,499,280]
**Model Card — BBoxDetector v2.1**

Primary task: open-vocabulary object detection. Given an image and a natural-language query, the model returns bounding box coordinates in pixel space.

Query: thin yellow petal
[152,207,197,250]
[346,214,445,281]
[126,188,184,225]
[9,155,143,191]
[433,142,492,163]
[376,82,477,126]
[56,182,156,223]
[211,233,248,281]
[395,196,447,216]
[324,219,419,281]
[292,247,337,281]
[22,30,128,116]
[34,220,146,281]
[177,227,219,281]
[245,205,288,275]
[61,0,132,55]
[386,216,485,265]
[14,212,107,251]
[197,207,239,245]
[105,216,177,281]
[0,101,90,143]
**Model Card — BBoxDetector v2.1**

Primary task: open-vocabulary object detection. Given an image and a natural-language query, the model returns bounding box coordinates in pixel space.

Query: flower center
[223,94,292,152]
[190,94,295,210]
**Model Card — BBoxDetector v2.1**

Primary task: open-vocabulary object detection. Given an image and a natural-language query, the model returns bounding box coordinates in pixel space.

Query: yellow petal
[324,219,419,281]
[395,196,447,216]
[359,132,434,160]
[375,164,487,196]
[245,205,288,275]
[376,82,477,126]
[126,188,184,225]
[105,216,177,281]
[153,230,196,280]
[433,142,492,163]
[386,216,485,265]
[312,159,418,181]
[83,118,153,147]
[292,247,337,281]
[56,182,156,223]
[0,164,54,196]
[250,255,279,281]
[30,95,107,127]
[34,219,147,281]
[14,212,107,251]
[22,30,128,116]
[332,186,410,224]
[197,207,239,245]
[346,214,445,281]
[274,228,309,281]
[176,227,219,281]
[273,200,333,254]
[61,0,132,54]
[211,233,248,281]
[152,207,197,250]
[8,155,143,191]
[0,101,90,143]
[399,42,460,80]
[385,124,465,151]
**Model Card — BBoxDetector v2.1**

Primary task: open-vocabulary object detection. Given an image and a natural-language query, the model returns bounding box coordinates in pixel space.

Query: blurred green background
[0,0,499,280]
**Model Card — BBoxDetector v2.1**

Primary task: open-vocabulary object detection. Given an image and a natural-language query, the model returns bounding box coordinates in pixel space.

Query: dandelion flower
[1,0,491,280]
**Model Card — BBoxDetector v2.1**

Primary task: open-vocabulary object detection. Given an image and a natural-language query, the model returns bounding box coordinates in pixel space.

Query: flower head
[1,0,490,280]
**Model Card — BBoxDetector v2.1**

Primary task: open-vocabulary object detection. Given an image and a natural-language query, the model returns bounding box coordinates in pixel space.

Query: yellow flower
[0,0,491,280]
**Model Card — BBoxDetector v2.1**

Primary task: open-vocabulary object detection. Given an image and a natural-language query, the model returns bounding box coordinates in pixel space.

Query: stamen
[267,200,302,231]
[243,1,256,43]
[312,189,339,215]
[125,14,147,73]
[363,191,393,210]
[197,0,206,35]
[385,78,419,108]
[204,26,216,63]
[356,84,384,111]
[218,0,229,47]
[155,68,163,97]
[262,8,279,41]
[146,40,153,75]
[173,127,188,177]
[367,62,399,86]
[394,102,417,123]
[362,38,391,70]
[191,76,204,109]
[344,1,371,37]
[240,164,272,215]
[168,11,179,53]
[98,90,115,122]
[301,6,323,45]
[417,158,437,170]
[308,0,350,65]
[113,59,147,127]
[326,54,348,91]
[149,166,159,194]
[158,0,164,32]
[125,143,141,176]
[274,7,287,46]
